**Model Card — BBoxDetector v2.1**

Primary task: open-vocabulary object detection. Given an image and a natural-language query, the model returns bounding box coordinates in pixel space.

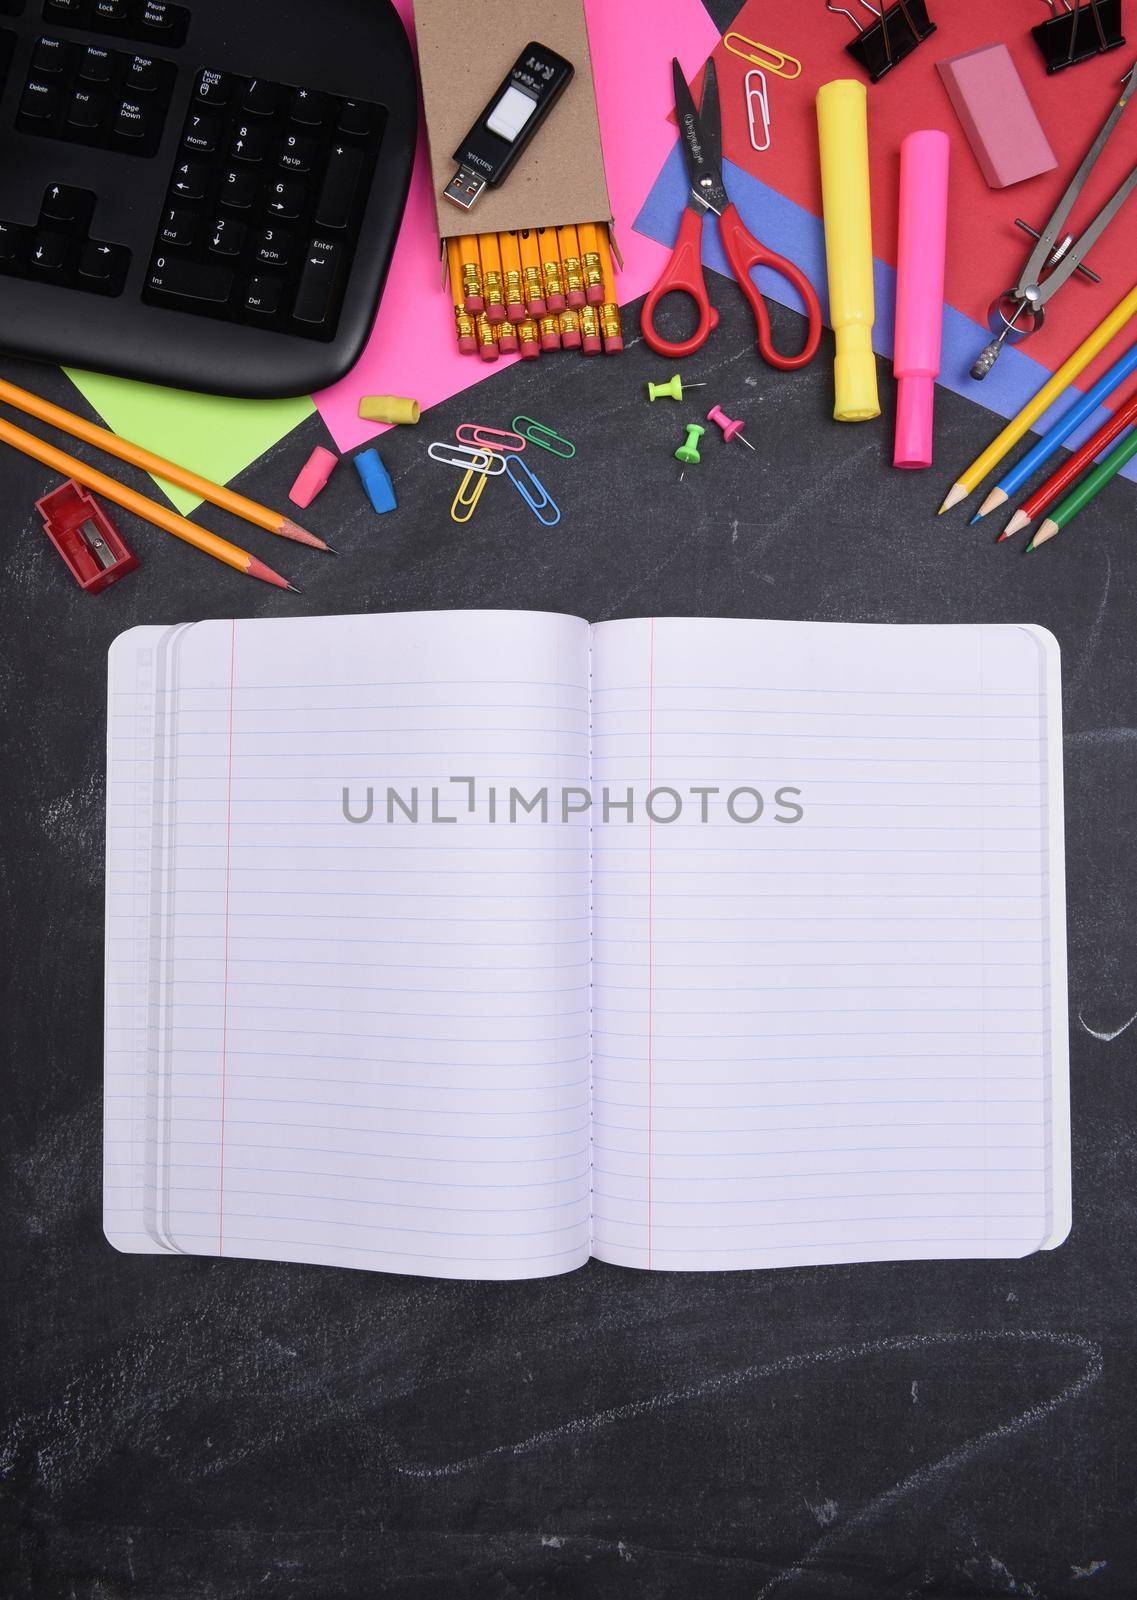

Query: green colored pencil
[1029,425,1137,550]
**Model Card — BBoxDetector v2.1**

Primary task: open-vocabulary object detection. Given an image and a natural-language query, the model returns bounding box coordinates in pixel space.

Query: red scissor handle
[641,207,719,359]
[719,204,822,372]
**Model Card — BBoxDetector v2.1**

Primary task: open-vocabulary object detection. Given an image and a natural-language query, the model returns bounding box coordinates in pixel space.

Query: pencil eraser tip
[486,305,506,324]
[457,334,478,354]
[603,335,624,354]
[478,344,499,362]
[586,284,604,305]
[540,331,561,351]
[581,333,602,355]
[289,445,339,508]
[561,329,582,349]
[546,291,566,312]
[520,336,541,358]
[566,289,587,308]
[526,297,547,317]
[464,295,484,314]
[497,331,519,353]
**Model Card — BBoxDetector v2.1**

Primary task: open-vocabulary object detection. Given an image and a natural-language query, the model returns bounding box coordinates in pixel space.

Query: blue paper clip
[505,455,560,526]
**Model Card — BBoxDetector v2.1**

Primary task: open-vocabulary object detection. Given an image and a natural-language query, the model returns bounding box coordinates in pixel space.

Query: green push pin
[647,373,707,403]
[675,422,705,482]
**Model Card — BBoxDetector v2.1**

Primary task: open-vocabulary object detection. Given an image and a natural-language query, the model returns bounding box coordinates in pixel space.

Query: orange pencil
[498,231,525,322]
[596,226,623,353]
[578,222,604,305]
[518,228,546,316]
[537,227,565,311]
[445,238,477,353]
[537,312,562,352]
[557,224,586,307]
[478,232,505,323]
[580,303,602,355]
[457,233,483,313]
[517,316,541,358]
[0,416,294,589]
[0,376,327,550]
[475,313,499,361]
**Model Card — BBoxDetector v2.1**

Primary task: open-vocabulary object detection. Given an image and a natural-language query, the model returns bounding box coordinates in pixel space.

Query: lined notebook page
[105,611,593,1279]
[589,619,1068,1272]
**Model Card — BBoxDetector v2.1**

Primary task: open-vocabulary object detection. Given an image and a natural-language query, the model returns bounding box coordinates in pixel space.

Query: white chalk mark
[1078,1008,1137,1043]
[390,1330,1102,1599]
[1072,1559,1108,1579]
[1070,549,1112,698]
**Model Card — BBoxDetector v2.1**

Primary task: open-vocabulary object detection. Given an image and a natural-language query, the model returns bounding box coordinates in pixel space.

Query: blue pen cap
[354,447,397,514]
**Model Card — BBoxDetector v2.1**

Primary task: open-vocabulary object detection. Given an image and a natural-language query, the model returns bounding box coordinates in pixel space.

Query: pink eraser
[457,331,477,354]
[289,445,338,509]
[545,290,566,313]
[581,332,601,356]
[936,44,1057,189]
[539,328,561,352]
[561,327,582,350]
[519,331,541,359]
[894,130,950,471]
[497,326,519,353]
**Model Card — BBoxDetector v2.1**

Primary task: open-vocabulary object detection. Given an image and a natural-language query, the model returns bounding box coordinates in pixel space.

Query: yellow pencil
[499,231,525,323]
[457,233,483,313]
[939,281,1137,513]
[445,238,477,353]
[518,228,545,316]
[478,231,505,323]
[557,224,585,307]
[537,226,565,311]
[578,221,604,304]
[595,226,623,354]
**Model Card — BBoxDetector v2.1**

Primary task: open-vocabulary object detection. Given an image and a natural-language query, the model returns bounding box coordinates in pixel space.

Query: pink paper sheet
[313,0,718,452]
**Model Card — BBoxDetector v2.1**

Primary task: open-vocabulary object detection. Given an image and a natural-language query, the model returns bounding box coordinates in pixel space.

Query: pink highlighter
[893,130,950,470]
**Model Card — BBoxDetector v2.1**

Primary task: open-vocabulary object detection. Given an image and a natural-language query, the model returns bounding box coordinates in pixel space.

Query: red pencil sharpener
[36,480,140,594]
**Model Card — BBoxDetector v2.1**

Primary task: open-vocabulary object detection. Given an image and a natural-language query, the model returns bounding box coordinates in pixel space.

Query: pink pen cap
[893,129,950,470]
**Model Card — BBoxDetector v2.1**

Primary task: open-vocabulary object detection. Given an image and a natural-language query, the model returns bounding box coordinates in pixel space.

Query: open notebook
[104,612,1070,1278]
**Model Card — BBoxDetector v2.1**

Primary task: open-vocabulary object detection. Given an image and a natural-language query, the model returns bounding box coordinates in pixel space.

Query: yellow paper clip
[723,30,802,79]
[451,465,489,524]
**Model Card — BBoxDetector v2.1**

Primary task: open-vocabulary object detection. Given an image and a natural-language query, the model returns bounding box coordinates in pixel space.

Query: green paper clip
[675,423,705,465]
[647,374,707,403]
[512,414,576,458]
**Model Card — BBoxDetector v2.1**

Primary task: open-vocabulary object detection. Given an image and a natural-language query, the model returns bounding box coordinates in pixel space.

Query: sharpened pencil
[1000,386,1137,540]
[1028,423,1137,548]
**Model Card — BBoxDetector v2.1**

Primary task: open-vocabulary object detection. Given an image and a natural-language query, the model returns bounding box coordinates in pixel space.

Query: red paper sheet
[702,0,1137,393]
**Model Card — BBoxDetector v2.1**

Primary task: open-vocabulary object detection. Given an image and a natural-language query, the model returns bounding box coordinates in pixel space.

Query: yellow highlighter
[816,79,880,423]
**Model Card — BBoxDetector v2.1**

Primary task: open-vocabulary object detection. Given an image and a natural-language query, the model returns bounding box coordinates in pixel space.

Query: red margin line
[647,617,655,1270]
[217,618,237,1257]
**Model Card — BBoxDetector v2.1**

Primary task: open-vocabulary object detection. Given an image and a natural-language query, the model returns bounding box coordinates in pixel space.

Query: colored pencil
[0,416,296,589]
[498,231,525,322]
[577,221,604,305]
[1029,424,1137,549]
[557,224,586,307]
[1000,387,1137,539]
[0,376,329,551]
[939,281,1137,513]
[518,228,545,316]
[478,231,505,322]
[457,233,483,313]
[972,336,1137,522]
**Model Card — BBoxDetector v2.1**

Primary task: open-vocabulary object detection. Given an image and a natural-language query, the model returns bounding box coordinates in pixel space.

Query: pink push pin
[707,403,755,452]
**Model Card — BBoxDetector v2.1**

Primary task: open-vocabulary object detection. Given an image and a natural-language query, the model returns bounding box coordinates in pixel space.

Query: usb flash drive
[443,42,574,212]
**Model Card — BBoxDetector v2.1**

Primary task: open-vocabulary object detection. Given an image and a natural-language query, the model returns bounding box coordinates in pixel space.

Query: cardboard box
[414,0,612,239]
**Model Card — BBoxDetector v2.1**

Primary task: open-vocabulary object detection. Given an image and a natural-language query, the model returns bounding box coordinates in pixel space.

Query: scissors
[641,57,822,370]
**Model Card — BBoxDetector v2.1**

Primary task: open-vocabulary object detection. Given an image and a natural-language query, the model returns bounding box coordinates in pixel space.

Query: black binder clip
[1032,0,1125,73]
[825,0,937,84]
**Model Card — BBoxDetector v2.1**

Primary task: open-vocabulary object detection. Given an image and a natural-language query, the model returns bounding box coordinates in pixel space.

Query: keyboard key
[230,122,267,164]
[32,37,68,74]
[66,89,103,129]
[338,101,372,139]
[79,239,128,291]
[266,177,305,221]
[171,160,209,200]
[314,144,362,231]
[293,238,342,326]
[244,275,283,316]
[40,183,94,230]
[242,78,279,117]
[140,0,176,31]
[0,221,30,265]
[114,98,150,140]
[78,47,114,84]
[218,168,258,210]
[44,0,82,17]
[29,232,70,274]
[147,256,233,306]
[207,217,245,256]
[289,88,327,127]
[182,110,222,154]
[126,55,160,93]
[195,70,234,108]
[278,133,317,174]
[93,0,128,21]
[255,229,293,269]
[20,79,59,119]
[159,207,197,247]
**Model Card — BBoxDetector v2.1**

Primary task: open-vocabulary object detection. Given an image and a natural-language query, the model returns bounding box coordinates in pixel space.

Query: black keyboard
[0,0,415,396]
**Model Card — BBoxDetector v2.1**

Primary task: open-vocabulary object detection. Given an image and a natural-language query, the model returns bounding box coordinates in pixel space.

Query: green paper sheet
[66,369,315,516]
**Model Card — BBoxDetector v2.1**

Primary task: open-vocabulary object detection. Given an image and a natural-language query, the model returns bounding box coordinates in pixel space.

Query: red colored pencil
[1000,386,1137,540]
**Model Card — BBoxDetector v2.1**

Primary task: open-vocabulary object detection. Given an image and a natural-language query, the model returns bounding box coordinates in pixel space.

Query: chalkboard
[2,217,1136,1596]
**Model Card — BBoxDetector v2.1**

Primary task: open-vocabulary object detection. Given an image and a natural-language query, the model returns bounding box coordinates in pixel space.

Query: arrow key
[207,217,245,257]
[79,239,129,293]
[29,232,70,276]
[40,184,94,232]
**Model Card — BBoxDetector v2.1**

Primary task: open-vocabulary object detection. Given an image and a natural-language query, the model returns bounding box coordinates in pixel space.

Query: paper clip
[826,0,937,83]
[451,466,489,524]
[723,30,802,79]
[427,442,506,475]
[745,69,771,153]
[512,415,576,458]
[1032,0,1124,73]
[455,423,526,454]
[505,455,560,526]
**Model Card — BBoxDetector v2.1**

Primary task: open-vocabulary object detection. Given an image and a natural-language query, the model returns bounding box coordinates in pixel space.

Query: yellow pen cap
[816,78,880,423]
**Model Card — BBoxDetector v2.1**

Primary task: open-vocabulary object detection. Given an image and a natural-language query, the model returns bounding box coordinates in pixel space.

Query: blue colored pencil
[971,335,1137,522]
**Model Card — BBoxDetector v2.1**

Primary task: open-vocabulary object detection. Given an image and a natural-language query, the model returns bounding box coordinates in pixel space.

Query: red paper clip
[455,423,526,454]
[36,480,139,593]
